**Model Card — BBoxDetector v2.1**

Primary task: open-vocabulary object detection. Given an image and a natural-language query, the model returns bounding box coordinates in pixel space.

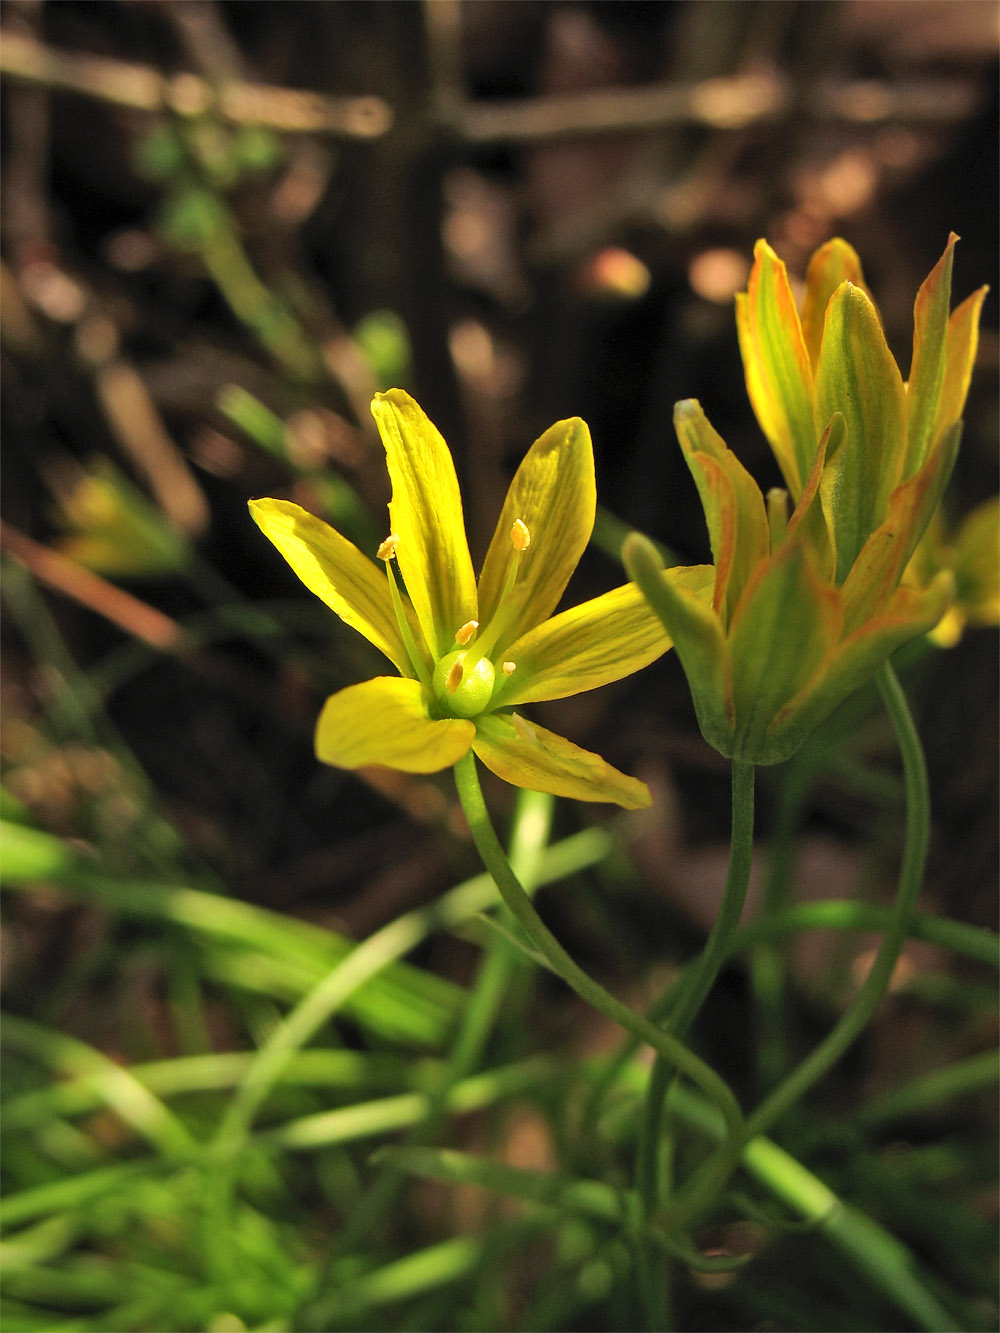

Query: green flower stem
[452,752,745,1149]
[634,759,754,1328]
[657,661,931,1236]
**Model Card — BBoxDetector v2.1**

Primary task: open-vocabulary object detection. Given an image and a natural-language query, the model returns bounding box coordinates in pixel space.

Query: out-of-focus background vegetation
[1,3,997,1331]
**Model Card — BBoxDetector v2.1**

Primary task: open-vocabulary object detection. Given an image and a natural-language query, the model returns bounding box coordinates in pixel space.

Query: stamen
[382,546,432,688]
[502,661,516,676]
[455,620,479,646]
[377,532,400,561]
[511,518,531,551]
[445,661,464,693]
[766,488,788,552]
[512,713,536,741]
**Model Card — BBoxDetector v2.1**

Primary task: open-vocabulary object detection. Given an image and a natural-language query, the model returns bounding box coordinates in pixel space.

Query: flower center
[380,518,531,719]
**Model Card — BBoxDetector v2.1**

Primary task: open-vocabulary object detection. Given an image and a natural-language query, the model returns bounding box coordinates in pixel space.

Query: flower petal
[472,713,650,809]
[624,534,732,757]
[905,234,957,477]
[813,282,906,581]
[493,565,714,707]
[763,574,954,763]
[840,422,960,633]
[249,498,412,673]
[673,400,769,622]
[931,283,988,448]
[476,416,596,655]
[736,240,816,498]
[315,676,474,773]
[372,390,477,659]
[728,543,842,762]
[801,239,870,371]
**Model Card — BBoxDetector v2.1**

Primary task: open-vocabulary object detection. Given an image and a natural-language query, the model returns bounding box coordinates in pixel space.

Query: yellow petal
[931,284,989,448]
[905,233,957,476]
[315,676,475,773]
[801,238,870,371]
[736,240,816,498]
[476,417,596,656]
[472,713,650,809]
[813,282,907,580]
[673,400,769,623]
[493,565,715,707]
[249,498,412,673]
[372,390,477,659]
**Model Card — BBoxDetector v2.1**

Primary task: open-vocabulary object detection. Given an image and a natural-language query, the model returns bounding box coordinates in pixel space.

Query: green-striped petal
[624,533,732,757]
[249,498,411,673]
[736,240,816,498]
[493,565,714,708]
[905,233,956,476]
[814,282,906,581]
[728,543,842,762]
[372,390,477,659]
[315,676,475,773]
[801,238,869,371]
[476,417,596,656]
[931,284,988,447]
[472,713,650,809]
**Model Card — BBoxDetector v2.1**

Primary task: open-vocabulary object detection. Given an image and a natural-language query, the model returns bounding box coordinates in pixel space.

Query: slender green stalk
[451,752,745,1149]
[657,661,933,1236]
[634,758,754,1327]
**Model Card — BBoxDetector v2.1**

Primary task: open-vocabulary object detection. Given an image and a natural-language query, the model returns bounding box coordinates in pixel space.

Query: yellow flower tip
[511,518,531,551]
[502,661,516,676]
[377,532,400,561]
[445,660,464,693]
[454,619,479,646]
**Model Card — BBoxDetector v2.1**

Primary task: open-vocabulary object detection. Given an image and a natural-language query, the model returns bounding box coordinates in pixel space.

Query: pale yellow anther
[512,713,535,741]
[502,661,516,676]
[377,533,400,561]
[511,518,531,551]
[455,620,479,646]
[445,661,464,694]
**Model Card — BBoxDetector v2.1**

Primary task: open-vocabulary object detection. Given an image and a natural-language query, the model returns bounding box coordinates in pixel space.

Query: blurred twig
[0,28,393,138]
[445,73,982,145]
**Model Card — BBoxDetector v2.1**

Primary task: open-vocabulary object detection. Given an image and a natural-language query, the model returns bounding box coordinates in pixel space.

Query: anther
[512,713,535,741]
[445,661,464,694]
[455,620,479,646]
[511,519,531,551]
[377,533,400,561]
[502,661,516,676]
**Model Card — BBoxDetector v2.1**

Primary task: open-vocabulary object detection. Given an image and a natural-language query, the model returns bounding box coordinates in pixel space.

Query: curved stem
[452,752,745,1150]
[659,661,930,1233]
[635,759,754,1328]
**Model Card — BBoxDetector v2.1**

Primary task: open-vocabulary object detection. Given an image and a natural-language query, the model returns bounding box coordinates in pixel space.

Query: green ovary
[433,650,496,718]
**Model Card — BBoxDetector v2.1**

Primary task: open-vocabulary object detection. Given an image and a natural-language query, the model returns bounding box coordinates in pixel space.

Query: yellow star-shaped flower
[251,389,710,807]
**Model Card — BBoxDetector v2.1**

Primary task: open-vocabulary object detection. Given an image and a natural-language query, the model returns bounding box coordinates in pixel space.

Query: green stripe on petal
[472,713,650,809]
[493,565,714,707]
[801,238,870,371]
[623,534,732,757]
[763,574,954,764]
[249,498,413,674]
[315,676,475,773]
[476,417,596,655]
[814,283,906,580]
[728,544,842,762]
[372,390,477,659]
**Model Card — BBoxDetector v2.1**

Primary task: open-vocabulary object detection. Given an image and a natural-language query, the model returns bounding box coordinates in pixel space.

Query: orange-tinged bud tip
[377,533,399,561]
[445,661,464,693]
[502,661,516,676]
[455,620,478,646]
[511,519,531,551]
